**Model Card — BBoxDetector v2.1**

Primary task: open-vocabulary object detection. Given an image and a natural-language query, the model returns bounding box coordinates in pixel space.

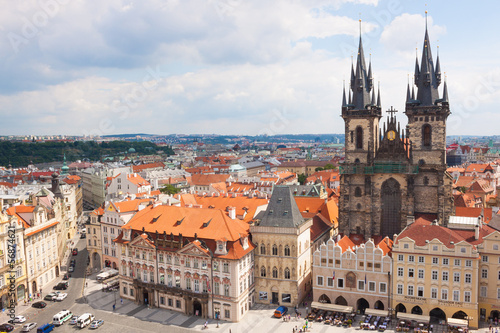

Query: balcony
[133,279,210,300]
[340,163,419,175]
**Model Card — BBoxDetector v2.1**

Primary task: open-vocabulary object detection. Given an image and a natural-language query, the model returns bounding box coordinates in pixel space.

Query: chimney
[474,224,480,240]
[228,206,236,220]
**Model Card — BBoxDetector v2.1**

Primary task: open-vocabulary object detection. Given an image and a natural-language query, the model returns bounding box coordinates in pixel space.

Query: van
[76,313,94,329]
[53,310,72,326]
[274,306,288,318]
[37,323,55,333]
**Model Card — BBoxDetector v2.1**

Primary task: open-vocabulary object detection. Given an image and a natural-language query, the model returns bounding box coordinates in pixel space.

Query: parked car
[69,315,79,325]
[21,322,37,332]
[32,301,47,308]
[89,319,104,329]
[55,293,68,301]
[274,306,288,318]
[0,323,14,332]
[80,233,86,239]
[63,273,71,280]
[54,282,68,290]
[8,315,26,323]
[36,323,54,333]
[44,293,58,301]
[68,266,74,273]
[70,259,76,266]
[72,249,78,256]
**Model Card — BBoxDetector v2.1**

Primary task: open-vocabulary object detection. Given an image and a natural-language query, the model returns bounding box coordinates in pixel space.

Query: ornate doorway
[381,178,402,236]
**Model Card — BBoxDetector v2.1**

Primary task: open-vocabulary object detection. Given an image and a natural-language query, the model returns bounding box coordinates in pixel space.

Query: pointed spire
[367,55,373,90]
[414,53,420,86]
[376,82,381,107]
[348,88,352,105]
[371,87,376,105]
[435,46,442,85]
[342,81,347,107]
[442,78,449,103]
[411,85,415,100]
[350,58,355,91]
[406,76,411,102]
[349,19,372,110]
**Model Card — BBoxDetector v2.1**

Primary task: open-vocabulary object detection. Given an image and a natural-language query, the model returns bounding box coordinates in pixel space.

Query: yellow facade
[477,231,500,323]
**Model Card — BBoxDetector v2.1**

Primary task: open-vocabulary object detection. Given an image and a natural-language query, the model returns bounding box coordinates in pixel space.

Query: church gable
[375,109,411,163]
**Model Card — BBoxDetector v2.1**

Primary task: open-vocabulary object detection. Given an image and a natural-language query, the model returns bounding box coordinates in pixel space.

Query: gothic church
[339,20,455,238]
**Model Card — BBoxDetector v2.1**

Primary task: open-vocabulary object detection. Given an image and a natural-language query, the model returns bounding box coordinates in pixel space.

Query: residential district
[0,22,500,333]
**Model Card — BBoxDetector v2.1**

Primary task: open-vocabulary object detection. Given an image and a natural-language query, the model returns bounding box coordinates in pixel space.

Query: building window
[454,259,461,266]
[160,297,165,305]
[432,257,438,264]
[284,268,291,280]
[355,187,362,197]
[494,244,499,251]
[282,293,291,303]
[432,270,438,280]
[398,268,403,277]
[358,280,365,291]
[176,300,181,308]
[408,255,415,262]
[453,272,460,283]
[465,260,472,267]
[422,124,431,147]
[398,255,404,261]
[379,283,386,293]
[273,267,278,279]
[260,244,266,255]
[397,284,403,295]
[186,278,191,290]
[441,289,448,300]
[465,273,472,283]
[194,279,199,292]
[223,262,229,273]
[356,126,363,149]
[338,279,344,288]
[284,245,290,256]
[417,286,424,297]
[369,282,376,292]
[272,245,278,256]
[482,269,488,279]
[260,266,266,277]
[453,290,460,302]
[464,291,471,303]
[174,257,180,266]
[418,269,424,279]
[443,258,449,265]
[480,286,487,297]
[225,309,230,319]
[175,276,181,288]
[224,284,229,297]
[482,255,488,262]
[442,271,448,281]
[408,285,414,296]
[202,260,207,269]
[408,268,414,278]
[215,282,220,295]
[317,276,323,286]
[418,256,424,263]
[431,288,437,299]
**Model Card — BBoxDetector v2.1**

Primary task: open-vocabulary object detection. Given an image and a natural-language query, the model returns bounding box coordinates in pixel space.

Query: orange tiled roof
[111,198,152,213]
[465,163,493,173]
[132,162,165,172]
[455,207,493,224]
[337,235,356,252]
[127,174,150,187]
[191,174,230,186]
[184,195,268,222]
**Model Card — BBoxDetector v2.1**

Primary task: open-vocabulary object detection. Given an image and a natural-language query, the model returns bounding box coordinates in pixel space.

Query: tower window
[356,127,363,149]
[423,177,429,186]
[422,124,432,147]
[350,131,354,143]
[355,187,362,197]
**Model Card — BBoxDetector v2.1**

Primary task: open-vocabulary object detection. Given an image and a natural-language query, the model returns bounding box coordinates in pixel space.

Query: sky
[1,0,500,137]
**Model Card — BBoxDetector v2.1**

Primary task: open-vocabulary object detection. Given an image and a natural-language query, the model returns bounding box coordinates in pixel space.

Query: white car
[11,315,26,323]
[21,322,37,332]
[55,293,68,301]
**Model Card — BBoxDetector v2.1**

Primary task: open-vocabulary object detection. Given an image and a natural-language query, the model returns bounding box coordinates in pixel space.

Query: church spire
[377,82,381,107]
[442,77,449,103]
[414,11,441,105]
[349,19,374,110]
[342,81,347,107]
[406,75,411,102]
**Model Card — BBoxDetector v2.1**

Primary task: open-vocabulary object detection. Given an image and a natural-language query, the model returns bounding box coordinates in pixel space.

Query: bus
[76,313,94,329]
[53,310,72,326]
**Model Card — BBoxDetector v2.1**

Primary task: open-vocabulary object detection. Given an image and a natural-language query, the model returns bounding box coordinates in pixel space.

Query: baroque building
[339,21,454,238]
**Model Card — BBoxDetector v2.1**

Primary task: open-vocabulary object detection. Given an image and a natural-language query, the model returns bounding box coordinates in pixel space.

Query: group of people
[282,314,292,322]
[23,292,42,305]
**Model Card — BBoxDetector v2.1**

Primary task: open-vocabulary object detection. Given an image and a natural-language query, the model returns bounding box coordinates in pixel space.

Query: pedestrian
[120,298,123,305]
[113,304,116,311]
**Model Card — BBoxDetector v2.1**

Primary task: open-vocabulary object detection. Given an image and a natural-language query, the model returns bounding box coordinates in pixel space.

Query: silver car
[21,323,37,332]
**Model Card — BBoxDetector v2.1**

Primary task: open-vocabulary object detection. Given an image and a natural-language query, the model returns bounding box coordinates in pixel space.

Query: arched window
[356,126,363,149]
[422,124,432,147]
[260,243,266,255]
[272,244,278,256]
[284,268,290,279]
[272,267,278,278]
[284,245,290,256]
[355,187,362,197]
[260,266,266,277]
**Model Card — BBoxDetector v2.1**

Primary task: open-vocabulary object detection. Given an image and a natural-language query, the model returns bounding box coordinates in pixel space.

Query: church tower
[339,24,382,237]
[404,14,454,224]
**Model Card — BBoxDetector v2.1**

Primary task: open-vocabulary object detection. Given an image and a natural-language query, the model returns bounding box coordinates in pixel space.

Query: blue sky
[1,0,500,137]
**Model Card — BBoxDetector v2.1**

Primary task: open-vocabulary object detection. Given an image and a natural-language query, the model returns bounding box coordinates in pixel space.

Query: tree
[160,184,180,195]
[298,173,307,185]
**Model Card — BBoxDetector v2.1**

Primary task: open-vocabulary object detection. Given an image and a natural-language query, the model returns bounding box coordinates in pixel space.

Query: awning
[447,318,468,328]
[397,313,430,324]
[311,302,354,314]
[365,309,389,317]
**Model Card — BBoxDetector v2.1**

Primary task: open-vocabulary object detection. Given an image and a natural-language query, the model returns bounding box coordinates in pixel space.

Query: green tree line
[0,141,174,167]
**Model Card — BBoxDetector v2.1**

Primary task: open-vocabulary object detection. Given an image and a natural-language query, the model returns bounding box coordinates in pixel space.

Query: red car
[72,249,78,256]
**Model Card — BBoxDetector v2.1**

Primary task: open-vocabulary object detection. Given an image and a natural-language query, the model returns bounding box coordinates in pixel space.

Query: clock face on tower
[387,130,396,141]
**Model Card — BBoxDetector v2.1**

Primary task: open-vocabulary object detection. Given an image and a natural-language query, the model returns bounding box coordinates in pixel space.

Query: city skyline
[2,1,500,136]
